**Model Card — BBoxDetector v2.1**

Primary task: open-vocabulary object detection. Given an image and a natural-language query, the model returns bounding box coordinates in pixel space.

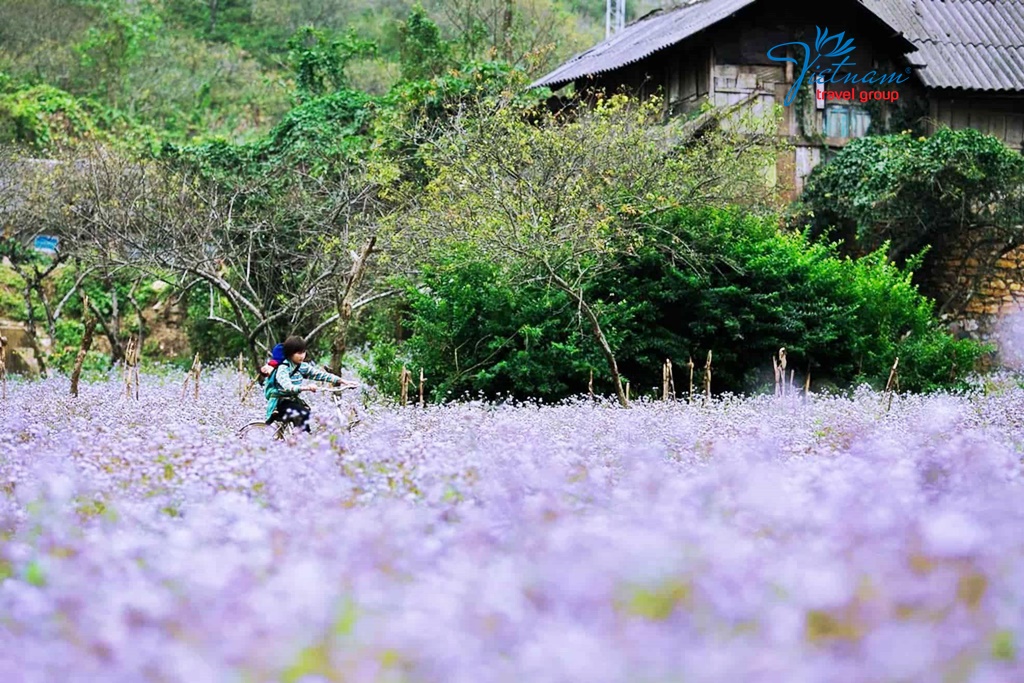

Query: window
[823,103,871,139]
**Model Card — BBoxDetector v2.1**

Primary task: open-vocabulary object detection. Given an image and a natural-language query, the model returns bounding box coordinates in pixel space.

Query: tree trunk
[501,0,514,62]
[19,280,48,377]
[545,267,628,408]
[70,316,97,397]
[330,236,376,371]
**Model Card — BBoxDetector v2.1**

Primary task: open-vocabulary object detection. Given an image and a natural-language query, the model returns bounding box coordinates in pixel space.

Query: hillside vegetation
[0,0,1000,400]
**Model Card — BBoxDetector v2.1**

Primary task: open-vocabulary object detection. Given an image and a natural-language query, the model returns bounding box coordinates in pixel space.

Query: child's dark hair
[282,335,307,359]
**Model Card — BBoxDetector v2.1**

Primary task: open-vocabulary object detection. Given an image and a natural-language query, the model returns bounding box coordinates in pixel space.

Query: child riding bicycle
[263,335,358,433]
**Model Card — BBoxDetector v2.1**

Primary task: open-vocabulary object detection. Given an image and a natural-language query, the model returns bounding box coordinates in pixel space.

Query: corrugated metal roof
[530,0,758,89]
[534,0,1024,92]
[867,0,1024,91]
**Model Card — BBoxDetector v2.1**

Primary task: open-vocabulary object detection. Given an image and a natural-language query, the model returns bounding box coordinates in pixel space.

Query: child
[264,335,356,433]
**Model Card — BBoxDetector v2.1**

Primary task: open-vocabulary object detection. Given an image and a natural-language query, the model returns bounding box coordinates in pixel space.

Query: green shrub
[390,207,986,401]
[351,340,408,403]
[395,258,613,402]
[622,208,987,393]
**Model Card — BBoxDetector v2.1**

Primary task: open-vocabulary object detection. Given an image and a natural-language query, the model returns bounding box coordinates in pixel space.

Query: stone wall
[929,240,1024,353]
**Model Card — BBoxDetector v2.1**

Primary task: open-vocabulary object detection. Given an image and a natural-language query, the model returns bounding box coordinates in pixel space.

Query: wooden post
[182,353,201,400]
[703,350,712,403]
[123,335,140,400]
[625,381,630,407]
[194,355,201,401]
[419,368,425,408]
[782,350,790,397]
[804,367,811,403]
[237,353,245,400]
[662,359,676,401]
[688,356,694,403]
[884,356,899,412]
[71,297,97,398]
[0,334,7,401]
[588,368,594,401]
[399,366,412,406]
[773,347,787,397]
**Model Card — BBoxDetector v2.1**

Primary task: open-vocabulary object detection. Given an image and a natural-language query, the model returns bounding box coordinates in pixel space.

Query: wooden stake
[0,334,7,402]
[194,355,201,401]
[588,369,594,401]
[182,352,201,400]
[688,356,694,403]
[0,334,7,401]
[399,366,412,406]
[419,368,425,408]
[884,356,899,412]
[782,350,790,397]
[625,381,630,406]
[662,359,676,401]
[123,335,140,400]
[804,367,811,403]
[703,350,712,403]
[237,353,245,400]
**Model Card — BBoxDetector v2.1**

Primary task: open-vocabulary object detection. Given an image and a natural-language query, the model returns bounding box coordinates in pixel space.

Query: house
[532,0,1024,197]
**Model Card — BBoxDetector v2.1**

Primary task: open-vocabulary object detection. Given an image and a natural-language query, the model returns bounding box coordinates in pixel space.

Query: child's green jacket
[264,359,343,421]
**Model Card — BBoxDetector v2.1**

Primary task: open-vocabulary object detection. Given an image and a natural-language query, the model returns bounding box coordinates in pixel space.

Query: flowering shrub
[0,371,1022,682]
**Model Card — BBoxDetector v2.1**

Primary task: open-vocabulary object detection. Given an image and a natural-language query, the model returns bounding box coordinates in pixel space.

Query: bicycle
[236,383,362,441]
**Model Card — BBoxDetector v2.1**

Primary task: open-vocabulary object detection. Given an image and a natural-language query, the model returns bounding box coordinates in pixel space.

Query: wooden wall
[929,96,1024,150]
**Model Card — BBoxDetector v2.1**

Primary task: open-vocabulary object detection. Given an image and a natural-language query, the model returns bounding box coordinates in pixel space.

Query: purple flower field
[1,371,1022,683]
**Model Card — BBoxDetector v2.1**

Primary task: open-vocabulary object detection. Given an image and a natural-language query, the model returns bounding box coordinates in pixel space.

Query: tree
[398,5,452,82]
[286,26,376,102]
[11,143,389,370]
[431,0,599,72]
[800,128,1024,314]
[402,91,781,406]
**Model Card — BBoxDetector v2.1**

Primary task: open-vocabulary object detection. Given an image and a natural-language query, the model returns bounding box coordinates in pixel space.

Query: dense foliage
[392,207,986,400]
[0,0,1005,399]
[0,0,651,146]
[800,129,1024,267]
